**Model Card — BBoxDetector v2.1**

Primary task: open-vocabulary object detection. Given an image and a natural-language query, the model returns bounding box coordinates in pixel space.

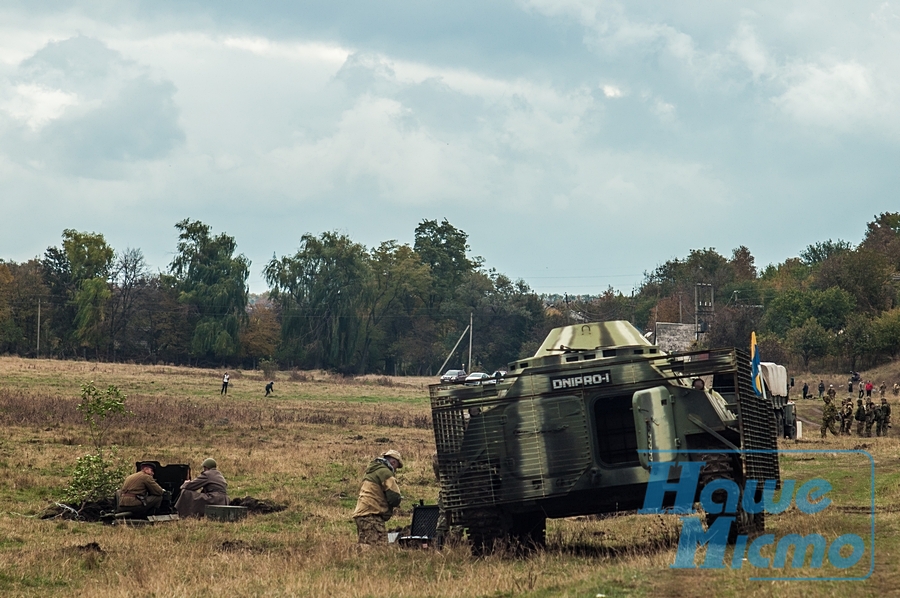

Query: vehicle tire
[510,512,546,552]
[464,507,509,556]
[698,451,765,544]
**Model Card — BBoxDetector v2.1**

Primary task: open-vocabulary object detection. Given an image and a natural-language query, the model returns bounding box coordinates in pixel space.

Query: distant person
[175,458,228,518]
[818,380,825,399]
[880,382,887,398]
[820,396,839,438]
[116,462,164,518]
[865,381,874,398]
[802,382,809,400]
[848,379,853,394]
[855,399,866,436]
[352,450,403,545]
[865,400,878,437]
[894,383,899,397]
[221,372,230,395]
[265,381,274,397]
[878,398,891,437]
[826,385,836,400]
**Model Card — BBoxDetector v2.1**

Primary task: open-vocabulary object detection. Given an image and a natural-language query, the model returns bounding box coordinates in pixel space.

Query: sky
[2,1,899,295]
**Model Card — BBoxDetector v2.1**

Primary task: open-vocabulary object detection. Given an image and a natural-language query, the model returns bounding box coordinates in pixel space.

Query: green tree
[167,219,250,362]
[360,241,431,373]
[839,313,874,371]
[414,219,478,309]
[786,317,831,368]
[264,232,370,372]
[42,230,114,357]
[814,248,892,313]
[872,309,900,358]
[800,239,853,266]
[65,381,132,506]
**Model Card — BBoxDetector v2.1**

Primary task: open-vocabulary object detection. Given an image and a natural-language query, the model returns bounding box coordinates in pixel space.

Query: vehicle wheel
[464,507,509,556]
[699,452,765,544]
[510,512,546,552]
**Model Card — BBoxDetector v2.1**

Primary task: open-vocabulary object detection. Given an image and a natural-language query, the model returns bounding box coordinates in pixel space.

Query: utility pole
[36,298,41,357]
[468,312,473,372]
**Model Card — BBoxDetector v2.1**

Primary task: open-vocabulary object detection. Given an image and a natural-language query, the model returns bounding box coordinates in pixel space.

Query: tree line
[1,213,899,374]
[0,219,544,374]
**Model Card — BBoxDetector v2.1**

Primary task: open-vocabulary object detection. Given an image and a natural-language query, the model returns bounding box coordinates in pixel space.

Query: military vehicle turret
[430,321,779,551]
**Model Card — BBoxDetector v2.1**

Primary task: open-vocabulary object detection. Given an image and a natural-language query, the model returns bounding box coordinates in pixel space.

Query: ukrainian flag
[750,331,763,397]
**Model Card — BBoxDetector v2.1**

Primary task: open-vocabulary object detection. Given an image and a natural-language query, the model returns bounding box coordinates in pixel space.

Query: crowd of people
[805,374,896,439]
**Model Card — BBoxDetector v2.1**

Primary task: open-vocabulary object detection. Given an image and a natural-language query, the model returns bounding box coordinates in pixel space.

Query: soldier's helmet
[858,399,863,404]
[382,450,403,469]
[882,398,888,403]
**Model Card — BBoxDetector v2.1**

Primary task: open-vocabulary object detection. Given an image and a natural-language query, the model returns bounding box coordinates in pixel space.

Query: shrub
[259,358,279,379]
[65,452,129,505]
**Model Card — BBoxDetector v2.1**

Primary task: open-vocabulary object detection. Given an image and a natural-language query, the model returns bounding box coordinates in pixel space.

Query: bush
[65,452,129,505]
[259,358,279,379]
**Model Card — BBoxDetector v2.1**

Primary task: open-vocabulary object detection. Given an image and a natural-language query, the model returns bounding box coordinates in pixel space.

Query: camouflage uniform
[880,383,887,399]
[877,400,891,437]
[865,401,878,437]
[840,400,853,435]
[826,385,837,401]
[820,397,839,438]
[854,400,866,436]
[352,452,403,545]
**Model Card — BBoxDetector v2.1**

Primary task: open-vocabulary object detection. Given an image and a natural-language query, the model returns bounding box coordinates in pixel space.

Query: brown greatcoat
[118,471,164,509]
[175,469,228,517]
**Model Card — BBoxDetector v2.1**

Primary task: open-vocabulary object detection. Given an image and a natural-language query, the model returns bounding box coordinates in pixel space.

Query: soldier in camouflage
[854,399,866,436]
[820,396,840,438]
[840,398,854,435]
[877,398,891,437]
[352,450,403,545]
[865,400,878,437]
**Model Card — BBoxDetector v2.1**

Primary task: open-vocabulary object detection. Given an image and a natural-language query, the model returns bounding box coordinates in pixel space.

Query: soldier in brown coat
[116,462,165,517]
[174,458,228,518]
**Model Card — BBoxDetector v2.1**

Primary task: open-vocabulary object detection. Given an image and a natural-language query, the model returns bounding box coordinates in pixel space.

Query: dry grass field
[1,356,899,597]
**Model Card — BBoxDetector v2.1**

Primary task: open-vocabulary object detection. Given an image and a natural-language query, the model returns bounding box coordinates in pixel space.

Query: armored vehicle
[430,321,779,551]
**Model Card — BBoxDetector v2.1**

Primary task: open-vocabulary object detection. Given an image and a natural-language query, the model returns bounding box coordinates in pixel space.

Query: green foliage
[64,451,129,505]
[67,382,132,505]
[873,309,900,358]
[77,381,131,454]
[167,219,250,361]
[259,358,279,378]
[800,239,853,265]
[265,231,371,372]
[786,317,831,367]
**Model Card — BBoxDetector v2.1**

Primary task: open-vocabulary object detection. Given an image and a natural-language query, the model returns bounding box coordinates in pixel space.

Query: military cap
[139,461,157,473]
[382,450,403,469]
[202,458,217,469]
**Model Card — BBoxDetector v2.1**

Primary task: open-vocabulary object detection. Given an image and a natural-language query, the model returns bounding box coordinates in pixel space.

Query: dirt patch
[228,496,287,514]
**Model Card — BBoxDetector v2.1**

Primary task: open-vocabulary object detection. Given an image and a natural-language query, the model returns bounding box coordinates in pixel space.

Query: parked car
[465,372,491,386]
[440,369,467,384]
[484,370,507,384]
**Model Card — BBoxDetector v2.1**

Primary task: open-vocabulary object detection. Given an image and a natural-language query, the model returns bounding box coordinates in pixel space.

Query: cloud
[773,61,879,131]
[0,35,184,176]
[602,84,622,98]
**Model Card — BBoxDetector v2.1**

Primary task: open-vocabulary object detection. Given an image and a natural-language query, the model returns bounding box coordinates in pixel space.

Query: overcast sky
[2,1,899,295]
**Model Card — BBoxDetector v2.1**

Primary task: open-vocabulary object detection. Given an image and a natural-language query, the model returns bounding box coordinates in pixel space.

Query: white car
[464,372,491,386]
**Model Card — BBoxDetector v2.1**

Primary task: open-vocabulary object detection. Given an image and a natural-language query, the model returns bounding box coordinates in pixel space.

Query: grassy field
[1,356,898,597]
